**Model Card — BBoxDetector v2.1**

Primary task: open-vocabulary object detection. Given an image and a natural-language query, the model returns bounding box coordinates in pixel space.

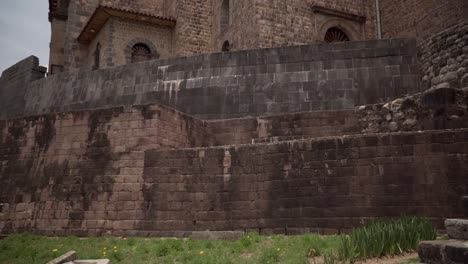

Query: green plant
[332,217,436,263]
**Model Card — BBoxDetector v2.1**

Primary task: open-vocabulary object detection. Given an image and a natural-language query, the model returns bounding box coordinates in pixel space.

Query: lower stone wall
[1,98,467,237]
[140,129,468,235]
[0,104,207,236]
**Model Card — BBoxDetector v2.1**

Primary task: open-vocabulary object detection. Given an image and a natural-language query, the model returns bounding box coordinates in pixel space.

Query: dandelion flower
[277,248,280,251]
[114,246,117,249]
[199,250,205,255]
[103,247,107,250]
[52,249,58,252]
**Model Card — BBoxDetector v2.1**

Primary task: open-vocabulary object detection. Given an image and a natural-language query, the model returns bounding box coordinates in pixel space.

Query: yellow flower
[277,248,280,251]
[114,250,118,253]
[114,246,117,249]
[199,250,205,255]
[52,249,58,252]
[103,247,107,250]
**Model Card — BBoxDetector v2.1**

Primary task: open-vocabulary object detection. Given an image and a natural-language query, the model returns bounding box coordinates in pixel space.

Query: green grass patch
[0,232,340,264]
[0,217,435,264]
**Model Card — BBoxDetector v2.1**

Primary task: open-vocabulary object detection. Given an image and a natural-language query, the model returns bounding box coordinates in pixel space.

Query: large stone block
[446,219,468,240]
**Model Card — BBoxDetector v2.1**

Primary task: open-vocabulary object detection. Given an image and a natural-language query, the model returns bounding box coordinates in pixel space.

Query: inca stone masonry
[0,0,467,237]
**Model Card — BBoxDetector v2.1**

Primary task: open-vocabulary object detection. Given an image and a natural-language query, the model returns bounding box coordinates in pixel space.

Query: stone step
[418,240,468,264]
[445,219,468,240]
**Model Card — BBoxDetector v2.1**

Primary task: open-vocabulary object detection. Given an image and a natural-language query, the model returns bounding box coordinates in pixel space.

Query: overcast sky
[0,1,50,73]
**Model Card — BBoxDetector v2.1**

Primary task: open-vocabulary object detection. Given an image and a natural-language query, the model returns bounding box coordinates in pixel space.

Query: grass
[0,217,436,264]
[0,232,341,264]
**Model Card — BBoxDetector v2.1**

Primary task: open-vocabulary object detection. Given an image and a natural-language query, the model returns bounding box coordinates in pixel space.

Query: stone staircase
[418,197,468,264]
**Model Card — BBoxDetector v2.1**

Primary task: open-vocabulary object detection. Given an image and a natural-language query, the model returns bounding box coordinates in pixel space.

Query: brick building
[48,0,468,74]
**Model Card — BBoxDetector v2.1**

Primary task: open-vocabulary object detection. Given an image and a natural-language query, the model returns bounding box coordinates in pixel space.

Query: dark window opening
[131,43,152,63]
[324,27,350,43]
[222,40,231,52]
[220,0,230,33]
[93,43,101,70]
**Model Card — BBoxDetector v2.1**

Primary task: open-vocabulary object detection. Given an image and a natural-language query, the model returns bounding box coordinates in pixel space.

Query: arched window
[220,0,230,33]
[324,27,350,43]
[131,43,152,63]
[222,40,231,52]
[93,43,101,70]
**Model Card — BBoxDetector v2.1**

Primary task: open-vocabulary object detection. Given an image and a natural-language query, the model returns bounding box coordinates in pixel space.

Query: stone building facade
[48,0,467,74]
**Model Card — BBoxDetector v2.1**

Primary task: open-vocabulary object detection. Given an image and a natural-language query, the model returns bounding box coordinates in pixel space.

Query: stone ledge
[445,219,468,240]
[46,251,77,264]
[418,240,468,264]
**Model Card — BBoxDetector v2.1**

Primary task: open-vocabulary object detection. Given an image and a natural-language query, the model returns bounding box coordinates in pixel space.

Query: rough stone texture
[379,0,468,41]
[47,251,77,264]
[355,87,468,134]
[0,38,420,121]
[418,240,468,264]
[418,21,468,91]
[445,219,468,240]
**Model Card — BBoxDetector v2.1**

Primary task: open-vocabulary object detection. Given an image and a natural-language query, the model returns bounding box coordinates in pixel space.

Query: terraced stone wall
[0,38,420,121]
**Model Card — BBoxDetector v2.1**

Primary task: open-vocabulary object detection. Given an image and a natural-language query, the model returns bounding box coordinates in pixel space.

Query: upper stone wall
[380,0,468,41]
[0,38,420,120]
[418,22,468,91]
[0,57,47,120]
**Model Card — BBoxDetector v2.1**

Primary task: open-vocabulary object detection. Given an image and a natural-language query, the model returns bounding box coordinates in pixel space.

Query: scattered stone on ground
[47,251,110,264]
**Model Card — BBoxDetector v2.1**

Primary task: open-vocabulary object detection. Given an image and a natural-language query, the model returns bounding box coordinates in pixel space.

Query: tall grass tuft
[325,217,436,263]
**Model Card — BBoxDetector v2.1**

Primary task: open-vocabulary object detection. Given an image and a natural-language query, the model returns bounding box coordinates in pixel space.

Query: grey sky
[0,0,50,73]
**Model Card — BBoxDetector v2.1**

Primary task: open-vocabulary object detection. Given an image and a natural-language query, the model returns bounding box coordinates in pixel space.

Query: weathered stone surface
[418,240,468,264]
[419,21,468,91]
[46,251,77,264]
[445,219,468,240]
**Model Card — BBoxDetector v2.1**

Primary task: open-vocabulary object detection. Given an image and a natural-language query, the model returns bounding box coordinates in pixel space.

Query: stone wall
[0,38,420,121]
[418,22,468,91]
[111,18,174,64]
[141,129,468,235]
[0,104,206,236]
[0,57,47,120]
[1,100,466,236]
[356,87,468,134]
[254,0,376,49]
[379,0,468,41]
[205,110,360,146]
